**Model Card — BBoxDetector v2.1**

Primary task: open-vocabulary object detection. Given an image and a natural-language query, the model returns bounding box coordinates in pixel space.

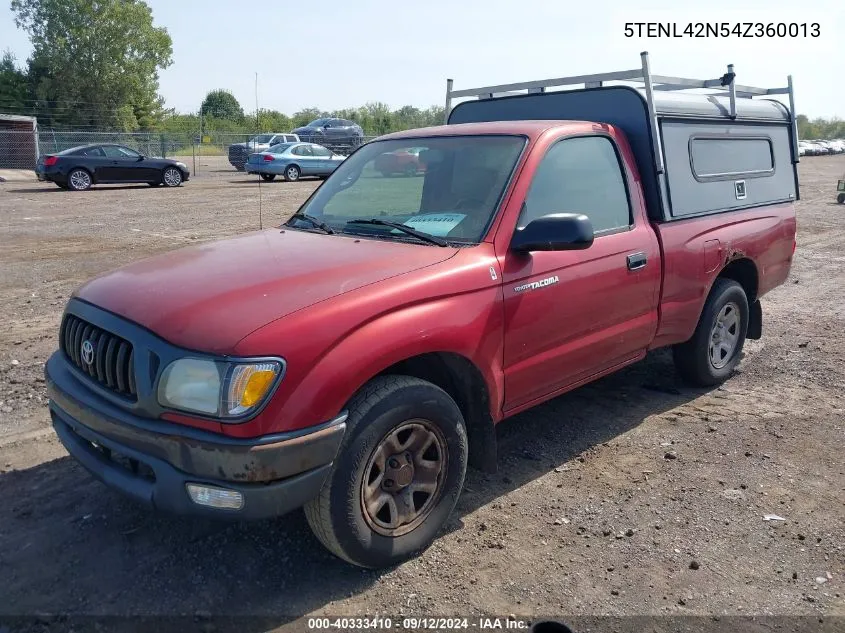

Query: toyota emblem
[81,340,95,365]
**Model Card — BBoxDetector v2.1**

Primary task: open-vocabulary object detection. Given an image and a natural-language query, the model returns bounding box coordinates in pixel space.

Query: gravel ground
[0,159,843,630]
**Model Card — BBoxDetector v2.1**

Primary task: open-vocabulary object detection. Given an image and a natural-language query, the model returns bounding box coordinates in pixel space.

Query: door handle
[627,252,647,271]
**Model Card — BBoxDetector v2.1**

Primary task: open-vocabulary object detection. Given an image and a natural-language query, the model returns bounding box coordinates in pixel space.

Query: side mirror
[510,213,594,252]
[137,155,145,161]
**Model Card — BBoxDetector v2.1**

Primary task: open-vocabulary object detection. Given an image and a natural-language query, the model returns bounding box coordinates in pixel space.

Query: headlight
[157,358,283,419]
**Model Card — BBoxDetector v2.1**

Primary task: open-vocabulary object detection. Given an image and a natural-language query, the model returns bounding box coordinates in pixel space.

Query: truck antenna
[256,71,263,230]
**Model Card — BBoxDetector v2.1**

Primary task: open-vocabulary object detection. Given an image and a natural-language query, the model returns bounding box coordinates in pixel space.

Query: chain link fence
[0,128,378,174]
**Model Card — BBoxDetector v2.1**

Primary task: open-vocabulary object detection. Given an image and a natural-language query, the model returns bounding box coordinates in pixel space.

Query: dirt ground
[0,158,843,630]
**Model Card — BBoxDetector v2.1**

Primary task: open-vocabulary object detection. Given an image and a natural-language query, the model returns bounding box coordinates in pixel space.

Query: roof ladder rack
[444,51,799,165]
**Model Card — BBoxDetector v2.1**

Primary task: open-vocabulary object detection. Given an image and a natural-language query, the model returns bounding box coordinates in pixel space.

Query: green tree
[291,108,324,128]
[0,50,32,112]
[200,89,244,122]
[10,0,173,130]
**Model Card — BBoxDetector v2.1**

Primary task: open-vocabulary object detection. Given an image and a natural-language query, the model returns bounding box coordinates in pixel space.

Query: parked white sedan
[245,142,346,182]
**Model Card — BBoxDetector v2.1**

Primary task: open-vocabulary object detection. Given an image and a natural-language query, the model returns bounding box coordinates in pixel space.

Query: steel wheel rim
[164,169,181,186]
[361,419,448,537]
[70,171,90,189]
[709,301,740,369]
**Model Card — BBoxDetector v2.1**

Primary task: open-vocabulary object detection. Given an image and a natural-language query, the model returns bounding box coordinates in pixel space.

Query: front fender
[235,287,505,436]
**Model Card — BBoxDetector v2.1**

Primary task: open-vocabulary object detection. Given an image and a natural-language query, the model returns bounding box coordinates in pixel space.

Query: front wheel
[162,167,183,187]
[284,165,300,182]
[260,173,276,182]
[673,278,749,386]
[305,375,468,568]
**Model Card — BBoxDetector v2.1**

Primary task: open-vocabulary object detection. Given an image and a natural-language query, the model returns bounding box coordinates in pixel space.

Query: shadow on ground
[0,350,708,626]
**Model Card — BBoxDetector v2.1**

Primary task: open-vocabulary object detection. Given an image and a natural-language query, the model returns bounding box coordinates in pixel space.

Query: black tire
[261,173,276,182]
[67,168,92,191]
[837,192,845,204]
[304,375,468,569]
[673,278,749,386]
[162,167,183,187]
[283,164,301,182]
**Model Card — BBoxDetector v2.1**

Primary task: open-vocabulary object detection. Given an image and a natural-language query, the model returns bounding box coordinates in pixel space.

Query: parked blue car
[245,142,346,181]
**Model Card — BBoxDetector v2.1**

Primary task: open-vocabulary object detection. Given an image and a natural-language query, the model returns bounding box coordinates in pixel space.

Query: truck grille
[60,314,137,399]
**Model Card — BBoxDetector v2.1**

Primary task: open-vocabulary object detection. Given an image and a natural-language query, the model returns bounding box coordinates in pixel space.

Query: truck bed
[650,203,796,348]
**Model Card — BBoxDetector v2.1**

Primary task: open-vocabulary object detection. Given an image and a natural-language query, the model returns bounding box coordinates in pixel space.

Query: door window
[311,145,332,157]
[102,145,140,159]
[519,136,631,234]
[291,145,313,156]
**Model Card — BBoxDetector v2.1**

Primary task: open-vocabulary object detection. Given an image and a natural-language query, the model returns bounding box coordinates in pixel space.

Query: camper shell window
[689,136,775,182]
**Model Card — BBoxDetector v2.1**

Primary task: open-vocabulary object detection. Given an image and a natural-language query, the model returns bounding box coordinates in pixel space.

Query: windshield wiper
[288,212,334,234]
[345,219,449,247]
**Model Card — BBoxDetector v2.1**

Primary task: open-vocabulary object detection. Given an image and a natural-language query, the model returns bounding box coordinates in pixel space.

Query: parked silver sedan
[245,142,346,181]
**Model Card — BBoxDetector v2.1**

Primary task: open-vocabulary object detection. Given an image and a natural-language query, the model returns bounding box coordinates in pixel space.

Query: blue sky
[1,0,843,117]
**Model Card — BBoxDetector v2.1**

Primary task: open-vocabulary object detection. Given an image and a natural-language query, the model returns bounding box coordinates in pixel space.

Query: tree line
[795,115,845,141]
[164,90,446,138]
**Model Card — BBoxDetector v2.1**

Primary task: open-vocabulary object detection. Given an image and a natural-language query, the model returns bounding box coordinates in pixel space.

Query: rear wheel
[304,375,468,568]
[261,173,276,182]
[673,278,749,386]
[284,165,301,182]
[67,168,92,191]
[162,167,183,187]
[837,192,845,204]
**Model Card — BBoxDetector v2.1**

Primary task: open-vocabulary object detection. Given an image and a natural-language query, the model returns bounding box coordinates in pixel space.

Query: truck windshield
[288,135,525,244]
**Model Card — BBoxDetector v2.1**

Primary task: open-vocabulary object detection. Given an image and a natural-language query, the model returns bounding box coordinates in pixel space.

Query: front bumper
[46,353,347,519]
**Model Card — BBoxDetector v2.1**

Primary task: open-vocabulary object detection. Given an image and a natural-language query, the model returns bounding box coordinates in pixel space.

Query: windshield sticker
[400,213,467,237]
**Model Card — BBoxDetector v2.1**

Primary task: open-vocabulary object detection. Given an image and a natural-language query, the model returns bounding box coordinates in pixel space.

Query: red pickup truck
[46,55,798,568]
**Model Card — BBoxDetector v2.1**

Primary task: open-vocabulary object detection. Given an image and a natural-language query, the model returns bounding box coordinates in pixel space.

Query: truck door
[501,134,661,412]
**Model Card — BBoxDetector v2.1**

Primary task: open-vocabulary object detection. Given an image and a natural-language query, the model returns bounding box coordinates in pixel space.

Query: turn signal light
[186,484,244,510]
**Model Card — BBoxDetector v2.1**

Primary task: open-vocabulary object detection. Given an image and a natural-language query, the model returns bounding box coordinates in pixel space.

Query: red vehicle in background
[46,54,798,569]
[374,147,427,176]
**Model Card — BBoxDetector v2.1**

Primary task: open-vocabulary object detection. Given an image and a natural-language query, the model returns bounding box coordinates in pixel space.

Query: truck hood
[75,229,458,353]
